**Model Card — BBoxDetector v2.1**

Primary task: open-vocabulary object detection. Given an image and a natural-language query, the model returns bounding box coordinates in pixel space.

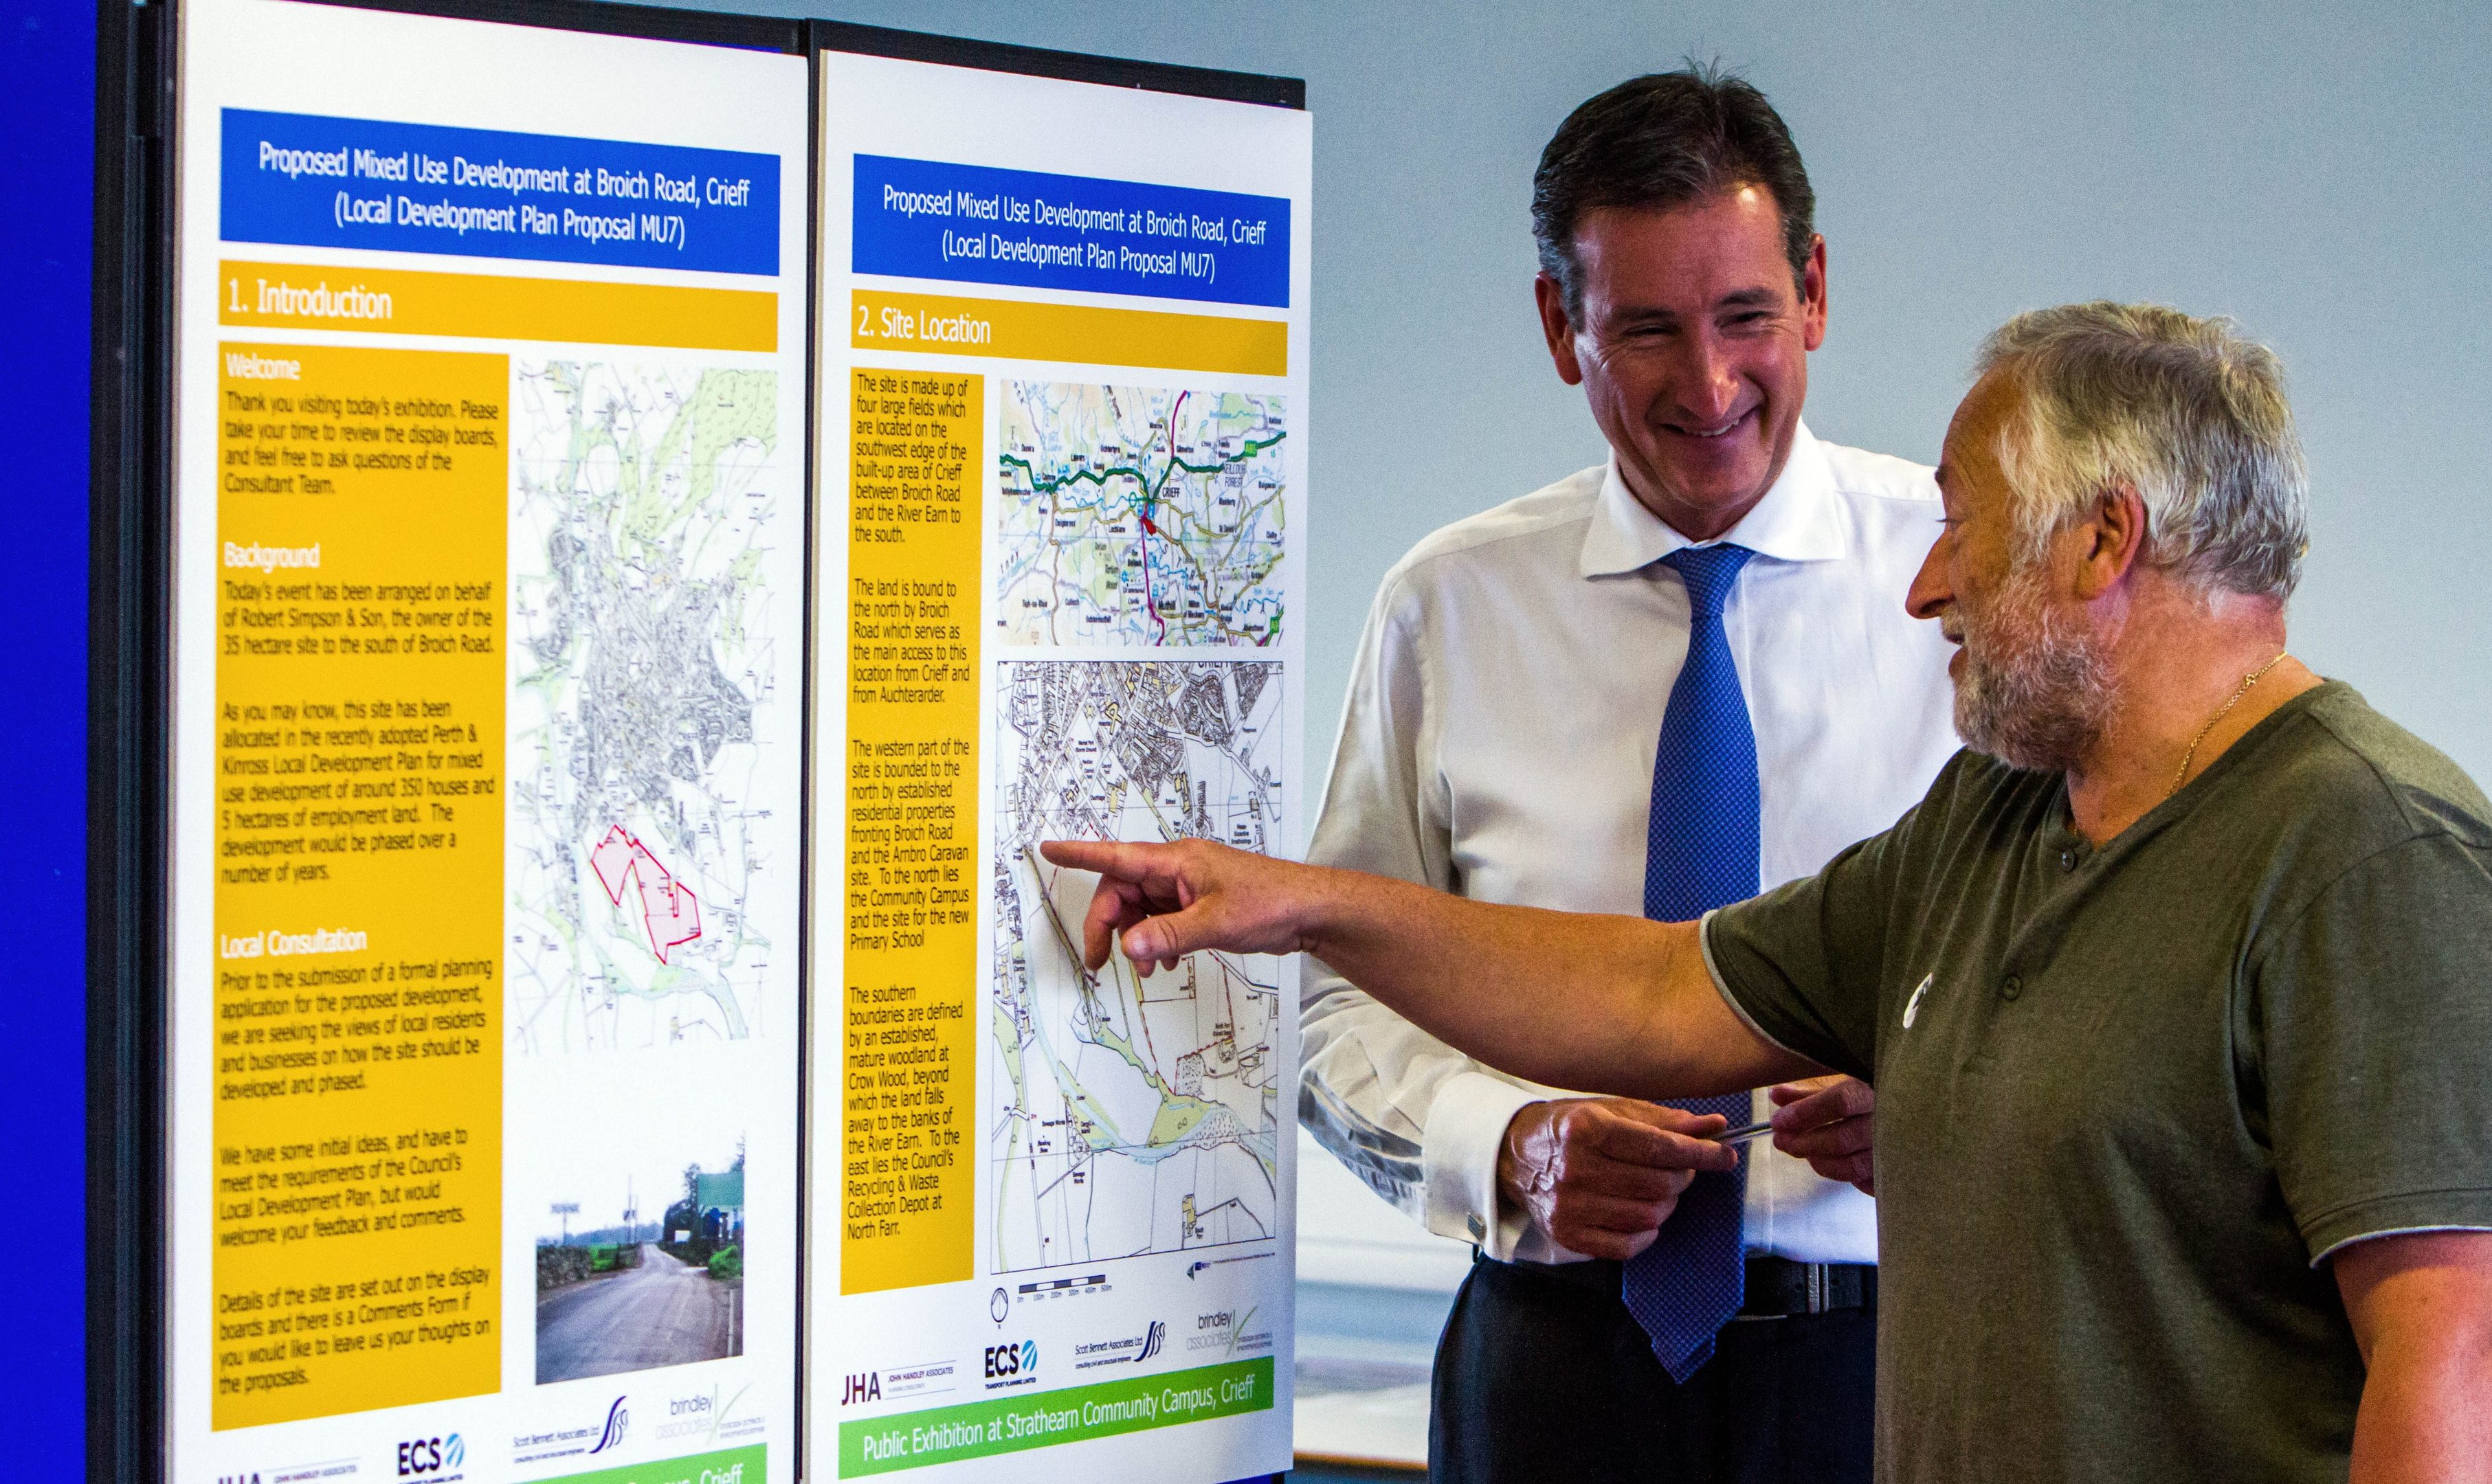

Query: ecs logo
[397,1433,464,1476]
[982,1340,1038,1387]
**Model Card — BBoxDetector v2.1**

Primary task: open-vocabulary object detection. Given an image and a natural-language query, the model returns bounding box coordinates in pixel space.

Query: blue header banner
[852,155,1291,308]
[219,109,781,276]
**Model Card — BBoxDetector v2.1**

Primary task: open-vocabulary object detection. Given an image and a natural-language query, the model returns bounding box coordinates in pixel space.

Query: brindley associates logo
[1188,1304,1273,1356]
[650,1383,766,1445]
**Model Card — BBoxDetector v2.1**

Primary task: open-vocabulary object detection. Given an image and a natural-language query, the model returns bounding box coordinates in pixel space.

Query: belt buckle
[1805,1261,1827,1314]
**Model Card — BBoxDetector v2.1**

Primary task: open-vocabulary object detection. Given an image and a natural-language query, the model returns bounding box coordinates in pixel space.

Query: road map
[990,660,1284,1272]
[507,360,788,1053]
[996,383,1287,648]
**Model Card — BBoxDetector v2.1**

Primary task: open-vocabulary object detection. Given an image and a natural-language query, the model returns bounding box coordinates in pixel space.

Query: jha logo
[841,1371,882,1406]
[216,1475,263,1484]
[397,1434,463,1476]
[983,1340,1037,1381]
[592,1398,629,1454]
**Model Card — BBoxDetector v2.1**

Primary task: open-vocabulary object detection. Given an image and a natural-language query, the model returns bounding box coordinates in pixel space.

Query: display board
[809,45,1311,1483]
[166,1,809,1479]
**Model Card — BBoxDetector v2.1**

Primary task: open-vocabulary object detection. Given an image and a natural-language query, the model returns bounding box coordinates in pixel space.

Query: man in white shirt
[1299,71,1957,1480]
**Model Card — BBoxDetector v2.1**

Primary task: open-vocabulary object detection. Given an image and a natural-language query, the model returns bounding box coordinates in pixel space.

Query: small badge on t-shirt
[1902,973,1934,1028]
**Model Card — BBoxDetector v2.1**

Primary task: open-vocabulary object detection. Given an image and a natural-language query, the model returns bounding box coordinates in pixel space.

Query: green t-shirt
[1706,682,2492,1483]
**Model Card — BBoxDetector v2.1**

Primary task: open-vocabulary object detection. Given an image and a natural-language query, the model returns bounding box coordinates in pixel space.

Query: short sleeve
[2253,831,2492,1263]
[1704,809,1917,1082]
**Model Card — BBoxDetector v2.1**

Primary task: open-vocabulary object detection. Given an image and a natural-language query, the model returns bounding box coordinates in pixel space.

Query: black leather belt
[1480,1250,1873,1318]
[1736,1255,1874,1318]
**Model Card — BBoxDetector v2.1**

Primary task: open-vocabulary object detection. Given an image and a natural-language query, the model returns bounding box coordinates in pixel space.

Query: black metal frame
[809,17,1302,110]
[89,0,1300,1474]
[91,0,176,1474]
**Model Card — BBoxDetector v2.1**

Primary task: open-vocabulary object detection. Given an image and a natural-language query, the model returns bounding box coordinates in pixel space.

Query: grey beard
[1951,572,2113,774]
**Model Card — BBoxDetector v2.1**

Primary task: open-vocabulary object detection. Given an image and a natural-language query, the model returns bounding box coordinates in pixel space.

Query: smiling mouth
[1662,407,1757,441]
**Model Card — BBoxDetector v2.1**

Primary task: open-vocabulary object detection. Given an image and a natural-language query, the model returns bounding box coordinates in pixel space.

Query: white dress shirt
[1300,424,1961,1264]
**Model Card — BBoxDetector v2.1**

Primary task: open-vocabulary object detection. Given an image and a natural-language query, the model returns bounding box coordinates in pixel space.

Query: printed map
[996,383,1286,648]
[990,661,1284,1271]
[507,361,787,1053]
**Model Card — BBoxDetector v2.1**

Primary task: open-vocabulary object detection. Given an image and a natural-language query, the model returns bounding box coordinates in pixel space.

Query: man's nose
[1668,335,1742,424]
[1905,534,1953,621]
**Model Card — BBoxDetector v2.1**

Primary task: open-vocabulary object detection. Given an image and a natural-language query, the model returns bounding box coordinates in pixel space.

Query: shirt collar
[1577,420,1847,578]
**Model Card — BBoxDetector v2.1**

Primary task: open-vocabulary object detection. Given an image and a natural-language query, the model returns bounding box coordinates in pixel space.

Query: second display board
[811,41,1310,1484]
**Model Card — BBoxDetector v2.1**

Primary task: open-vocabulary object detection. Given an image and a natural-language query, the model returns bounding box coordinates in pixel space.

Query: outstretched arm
[1040,837,1821,1102]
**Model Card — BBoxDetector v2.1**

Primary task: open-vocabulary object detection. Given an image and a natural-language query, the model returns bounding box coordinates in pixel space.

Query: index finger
[1041,837,1184,890]
[1042,840,1195,971]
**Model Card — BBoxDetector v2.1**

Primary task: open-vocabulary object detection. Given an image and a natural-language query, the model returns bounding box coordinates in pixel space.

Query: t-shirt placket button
[2000,974,2024,1002]
[2058,848,2077,872]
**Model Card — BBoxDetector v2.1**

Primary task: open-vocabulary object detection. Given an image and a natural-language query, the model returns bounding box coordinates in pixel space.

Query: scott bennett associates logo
[592,1397,629,1453]
[511,1398,625,1466]
[981,1338,1038,1389]
[1074,1320,1166,1369]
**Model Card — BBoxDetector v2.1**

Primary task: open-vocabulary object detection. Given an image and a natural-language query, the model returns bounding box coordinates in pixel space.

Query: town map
[988,660,1284,1271]
[995,383,1287,648]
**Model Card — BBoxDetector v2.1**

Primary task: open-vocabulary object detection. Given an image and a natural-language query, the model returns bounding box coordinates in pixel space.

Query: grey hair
[1974,302,2309,602]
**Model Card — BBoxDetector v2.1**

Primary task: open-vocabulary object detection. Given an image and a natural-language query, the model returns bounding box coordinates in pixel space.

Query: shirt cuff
[1420,1070,1549,1261]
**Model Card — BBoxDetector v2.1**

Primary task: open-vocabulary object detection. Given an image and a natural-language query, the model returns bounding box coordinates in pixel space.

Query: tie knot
[1662,543,1754,619]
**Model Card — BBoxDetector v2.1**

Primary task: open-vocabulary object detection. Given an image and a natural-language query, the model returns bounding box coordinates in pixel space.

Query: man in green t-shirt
[1047,303,2492,1483]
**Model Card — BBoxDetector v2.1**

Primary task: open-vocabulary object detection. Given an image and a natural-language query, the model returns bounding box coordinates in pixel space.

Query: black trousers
[1428,1255,1875,1484]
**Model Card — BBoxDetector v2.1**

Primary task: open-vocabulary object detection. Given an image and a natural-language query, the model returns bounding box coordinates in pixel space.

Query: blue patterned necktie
[1621,541,1758,1384]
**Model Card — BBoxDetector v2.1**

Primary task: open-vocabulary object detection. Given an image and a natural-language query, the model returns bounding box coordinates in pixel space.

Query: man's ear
[1533,273,1585,387]
[2072,482,2150,600]
[1799,234,1827,352]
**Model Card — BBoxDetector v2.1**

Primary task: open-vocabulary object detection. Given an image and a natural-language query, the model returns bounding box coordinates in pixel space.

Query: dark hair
[1532,67,1817,324]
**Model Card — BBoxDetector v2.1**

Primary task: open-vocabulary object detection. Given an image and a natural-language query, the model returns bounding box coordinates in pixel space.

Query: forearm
[2350,1331,2492,1483]
[1298,865,1805,1099]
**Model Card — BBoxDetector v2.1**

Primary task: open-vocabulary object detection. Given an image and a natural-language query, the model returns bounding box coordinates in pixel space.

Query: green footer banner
[543,1443,766,1484]
[838,1357,1276,1476]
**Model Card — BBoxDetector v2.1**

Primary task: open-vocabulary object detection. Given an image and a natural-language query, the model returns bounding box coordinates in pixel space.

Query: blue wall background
[0,0,90,1465]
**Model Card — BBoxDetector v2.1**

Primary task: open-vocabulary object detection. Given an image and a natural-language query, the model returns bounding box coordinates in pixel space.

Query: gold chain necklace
[2168,652,2289,798]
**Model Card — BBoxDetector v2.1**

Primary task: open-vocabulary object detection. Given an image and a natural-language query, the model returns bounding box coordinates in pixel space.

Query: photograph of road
[537,1241,743,1384]
[527,1083,749,1385]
